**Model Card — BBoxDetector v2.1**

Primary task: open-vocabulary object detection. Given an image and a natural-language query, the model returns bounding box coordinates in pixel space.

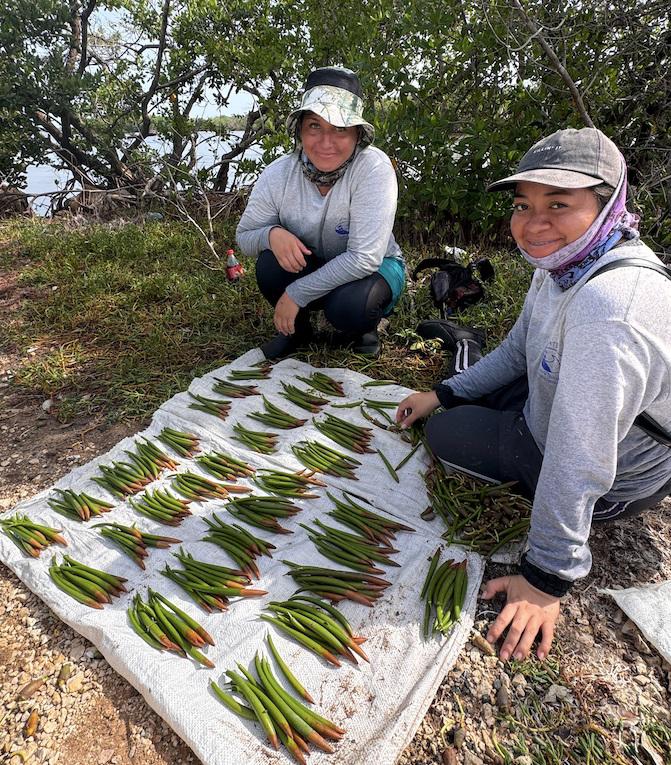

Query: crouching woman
[397,128,671,661]
[236,66,405,359]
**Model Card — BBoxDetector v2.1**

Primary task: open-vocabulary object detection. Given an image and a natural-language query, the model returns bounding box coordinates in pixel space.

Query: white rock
[633,658,648,675]
[67,672,85,693]
[462,750,485,765]
[543,684,573,704]
[70,642,85,661]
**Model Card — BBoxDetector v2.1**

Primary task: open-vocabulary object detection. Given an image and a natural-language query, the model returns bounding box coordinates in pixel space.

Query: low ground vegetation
[0,219,529,422]
[1,219,670,765]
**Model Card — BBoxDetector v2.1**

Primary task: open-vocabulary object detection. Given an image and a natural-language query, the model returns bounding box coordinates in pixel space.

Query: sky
[95,5,257,119]
[195,90,256,119]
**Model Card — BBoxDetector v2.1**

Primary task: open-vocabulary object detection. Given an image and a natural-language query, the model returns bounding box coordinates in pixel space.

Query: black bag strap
[634,413,671,448]
[412,256,495,283]
[586,257,671,447]
[411,257,468,281]
[585,257,671,284]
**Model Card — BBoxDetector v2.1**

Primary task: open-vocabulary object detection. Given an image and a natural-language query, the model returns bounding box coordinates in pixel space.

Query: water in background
[25,131,262,215]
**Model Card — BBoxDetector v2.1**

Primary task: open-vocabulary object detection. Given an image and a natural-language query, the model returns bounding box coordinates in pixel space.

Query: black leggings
[255,249,392,335]
[425,376,671,522]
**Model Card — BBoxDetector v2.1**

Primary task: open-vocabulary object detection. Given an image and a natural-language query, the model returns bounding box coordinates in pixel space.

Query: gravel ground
[2,292,671,764]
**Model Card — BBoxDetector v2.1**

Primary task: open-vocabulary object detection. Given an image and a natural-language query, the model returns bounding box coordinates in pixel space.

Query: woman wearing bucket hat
[236,66,405,359]
[396,127,671,661]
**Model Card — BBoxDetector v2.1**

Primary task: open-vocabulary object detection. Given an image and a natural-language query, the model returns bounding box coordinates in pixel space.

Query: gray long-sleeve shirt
[235,147,403,307]
[445,239,671,583]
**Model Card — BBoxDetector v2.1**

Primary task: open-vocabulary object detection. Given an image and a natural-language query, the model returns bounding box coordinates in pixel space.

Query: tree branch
[183,72,209,119]
[66,0,82,74]
[139,0,171,137]
[121,65,211,161]
[213,105,268,191]
[68,111,135,182]
[78,0,97,75]
[34,109,116,185]
[156,65,210,94]
[511,0,595,128]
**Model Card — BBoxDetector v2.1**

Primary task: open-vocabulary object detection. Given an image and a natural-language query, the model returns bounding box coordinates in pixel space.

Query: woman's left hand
[274,292,300,335]
[481,575,560,661]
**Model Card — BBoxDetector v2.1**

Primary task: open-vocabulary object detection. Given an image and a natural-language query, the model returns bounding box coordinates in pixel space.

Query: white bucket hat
[286,67,375,146]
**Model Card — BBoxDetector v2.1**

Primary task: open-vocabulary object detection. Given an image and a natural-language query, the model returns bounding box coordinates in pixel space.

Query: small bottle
[225,248,244,281]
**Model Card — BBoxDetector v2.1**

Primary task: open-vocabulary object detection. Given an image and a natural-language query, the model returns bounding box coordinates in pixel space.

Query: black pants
[425,376,671,522]
[255,249,392,335]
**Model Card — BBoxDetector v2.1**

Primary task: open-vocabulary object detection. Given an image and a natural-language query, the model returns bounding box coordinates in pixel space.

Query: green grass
[419,622,664,764]
[0,218,530,422]
[2,217,668,763]
[508,653,562,687]
[477,652,659,765]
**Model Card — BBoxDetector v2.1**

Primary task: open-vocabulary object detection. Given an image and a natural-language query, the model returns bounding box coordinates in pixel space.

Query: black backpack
[411,257,495,318]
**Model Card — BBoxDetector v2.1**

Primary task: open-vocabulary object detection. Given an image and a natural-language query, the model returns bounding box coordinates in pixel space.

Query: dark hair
[593,183,615,211]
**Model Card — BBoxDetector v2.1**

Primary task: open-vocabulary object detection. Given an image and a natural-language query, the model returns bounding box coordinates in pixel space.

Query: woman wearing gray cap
[236,67,405,359]
[397,127,671,661]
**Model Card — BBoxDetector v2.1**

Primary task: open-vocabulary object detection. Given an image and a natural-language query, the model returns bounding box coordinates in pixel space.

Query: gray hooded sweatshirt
[444,239,671,582]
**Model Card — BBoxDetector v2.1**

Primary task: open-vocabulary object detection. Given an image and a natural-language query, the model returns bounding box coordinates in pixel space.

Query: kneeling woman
[397,128,671,661]
[236,67,405,359]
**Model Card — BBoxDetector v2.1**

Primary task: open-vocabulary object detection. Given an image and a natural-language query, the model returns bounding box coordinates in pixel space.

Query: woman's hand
[481,575,560,661]
[395,391,440,428]
[274,292,300,336]
[269,227,311,273]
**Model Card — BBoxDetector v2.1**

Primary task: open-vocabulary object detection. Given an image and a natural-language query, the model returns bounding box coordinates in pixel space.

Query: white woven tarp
[0,349,484,765]
[603,581,671,664]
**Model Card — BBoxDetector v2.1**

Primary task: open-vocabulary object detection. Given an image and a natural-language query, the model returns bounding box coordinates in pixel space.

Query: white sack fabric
[0,350,484,765]
[603,581,671,664]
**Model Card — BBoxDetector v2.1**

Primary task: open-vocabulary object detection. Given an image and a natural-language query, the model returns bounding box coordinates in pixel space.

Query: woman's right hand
[395,391,440,429]
[269,227,312,273]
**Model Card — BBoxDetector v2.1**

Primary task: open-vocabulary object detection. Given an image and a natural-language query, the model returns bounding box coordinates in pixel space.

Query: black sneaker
[416,319,485,351]
[260,328,313,360]
[352,330,380,357]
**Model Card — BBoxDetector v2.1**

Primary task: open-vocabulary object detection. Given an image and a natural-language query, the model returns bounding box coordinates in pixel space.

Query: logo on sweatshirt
[540,342,561,383]
[335,221,349,237]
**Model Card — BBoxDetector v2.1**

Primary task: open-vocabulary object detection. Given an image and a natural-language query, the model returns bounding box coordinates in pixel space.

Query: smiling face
[510,181,601,258]
[300,112,359,173]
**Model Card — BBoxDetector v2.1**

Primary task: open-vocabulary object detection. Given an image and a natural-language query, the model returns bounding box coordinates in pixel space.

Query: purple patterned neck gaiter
[518,156,640,272]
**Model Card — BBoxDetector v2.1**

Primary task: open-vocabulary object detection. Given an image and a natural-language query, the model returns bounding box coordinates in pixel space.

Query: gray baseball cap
[487,128,623,192]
